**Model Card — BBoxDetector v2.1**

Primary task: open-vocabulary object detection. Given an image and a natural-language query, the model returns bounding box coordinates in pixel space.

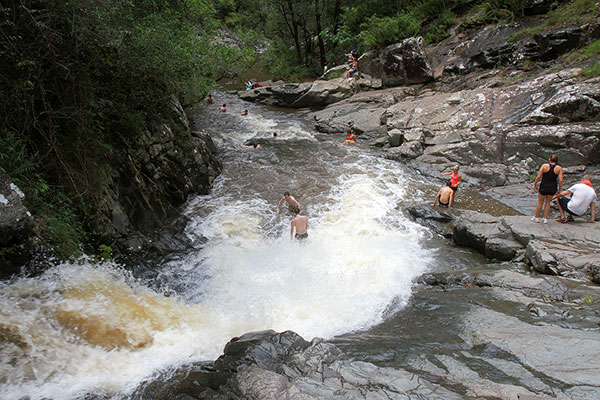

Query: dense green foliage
[216,0,599,80]
[0,0,247,257]
[215,0,465,79]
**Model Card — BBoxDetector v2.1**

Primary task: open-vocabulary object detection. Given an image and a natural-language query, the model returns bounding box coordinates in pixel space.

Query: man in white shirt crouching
[553,174,597,223]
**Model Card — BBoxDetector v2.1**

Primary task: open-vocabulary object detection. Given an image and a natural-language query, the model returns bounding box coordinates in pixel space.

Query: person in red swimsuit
[343,130,356,145]
[441,165,462,206]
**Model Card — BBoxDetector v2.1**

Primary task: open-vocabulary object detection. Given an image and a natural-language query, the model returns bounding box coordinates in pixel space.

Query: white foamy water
[0,93,433,399]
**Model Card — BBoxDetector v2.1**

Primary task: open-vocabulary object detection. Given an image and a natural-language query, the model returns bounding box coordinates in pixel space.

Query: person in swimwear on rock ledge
[441,165,462,206]
[290,206,308,240]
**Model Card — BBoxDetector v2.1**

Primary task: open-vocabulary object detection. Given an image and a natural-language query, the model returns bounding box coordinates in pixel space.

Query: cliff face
[0,95,221,277]
[87,96,222,241]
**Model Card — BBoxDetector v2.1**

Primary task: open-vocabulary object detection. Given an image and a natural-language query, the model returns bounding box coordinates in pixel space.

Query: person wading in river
[277,191,300,212]
[290,206,308,240]
[532,154,563,224]
[433,179,454,208]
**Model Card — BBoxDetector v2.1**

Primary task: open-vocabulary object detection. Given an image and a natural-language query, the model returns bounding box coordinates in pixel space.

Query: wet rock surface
[138,264,600,400]
[406,204,600,284]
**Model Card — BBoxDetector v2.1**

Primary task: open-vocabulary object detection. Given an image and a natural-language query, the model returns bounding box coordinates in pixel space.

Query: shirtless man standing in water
[433,180,455,208]
[290,207,308,240]
[277,191,300,212]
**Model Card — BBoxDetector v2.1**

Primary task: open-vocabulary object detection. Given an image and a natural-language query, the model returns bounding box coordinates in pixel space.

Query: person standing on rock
[553,174,596,223]
[532,154,563,224]
[290,206,308,240]
[433,180,455,208]
[441,166,462,206]
[278,191,301,212]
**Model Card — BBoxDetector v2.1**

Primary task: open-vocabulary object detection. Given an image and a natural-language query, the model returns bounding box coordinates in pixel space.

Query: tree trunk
[278,0,302,64]
[315,0,326,67]
[331,0,342,36]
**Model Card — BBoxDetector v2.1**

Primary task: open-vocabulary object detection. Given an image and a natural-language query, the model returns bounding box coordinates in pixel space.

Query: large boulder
[359,37,434,86]
[312,102,388,137]
[444,25,519,75]
[238,82,313,107]
[238,77,384,108]
[136,330,469,399]
[523,26,584,61]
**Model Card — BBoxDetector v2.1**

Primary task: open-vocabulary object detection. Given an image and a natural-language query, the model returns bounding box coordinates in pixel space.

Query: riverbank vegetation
[218,0,600,80]
[0,0,247,257]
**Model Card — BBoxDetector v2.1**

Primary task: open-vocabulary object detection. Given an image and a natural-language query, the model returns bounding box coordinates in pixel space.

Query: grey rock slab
[485,237,524,261]
[502,216,600,245]
[434,354,541,400]
[330,360,461,399]
[526,238,600,282]
[462,306,600,387]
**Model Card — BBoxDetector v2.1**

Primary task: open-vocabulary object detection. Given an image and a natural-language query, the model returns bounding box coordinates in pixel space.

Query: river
[1,91,494,399]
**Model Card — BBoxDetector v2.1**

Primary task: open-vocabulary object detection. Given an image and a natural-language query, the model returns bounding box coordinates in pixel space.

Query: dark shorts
[557,197,577,216]
[295,233,308,240]
[450,186,458,192]
[439,199,449,207]
[539,188,557,196]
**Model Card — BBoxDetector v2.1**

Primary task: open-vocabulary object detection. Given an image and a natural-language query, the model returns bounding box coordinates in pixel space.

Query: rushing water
[1,91,445,399]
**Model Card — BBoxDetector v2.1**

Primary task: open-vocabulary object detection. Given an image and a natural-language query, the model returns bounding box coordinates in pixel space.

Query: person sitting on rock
[553,174,597,223]
[342,130,356,145]
[532,154,563,224]
[345,56,358,81]
[345,49,358,66]
[433,180,455,208]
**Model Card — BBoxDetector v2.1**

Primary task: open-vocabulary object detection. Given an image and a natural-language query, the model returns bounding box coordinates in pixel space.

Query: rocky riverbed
[168,20,600,400]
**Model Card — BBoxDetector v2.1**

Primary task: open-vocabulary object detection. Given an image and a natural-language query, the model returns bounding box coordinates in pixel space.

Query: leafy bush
[582,62,600,78]
[358,13,421,49]
[424,10,456,43]
[484,0,517,22]
[259,39,312,81]
[0,128,85,258]
[0,0,251,258]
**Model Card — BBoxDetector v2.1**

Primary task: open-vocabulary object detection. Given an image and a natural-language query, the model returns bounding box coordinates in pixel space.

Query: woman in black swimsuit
[532,154,563,223]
